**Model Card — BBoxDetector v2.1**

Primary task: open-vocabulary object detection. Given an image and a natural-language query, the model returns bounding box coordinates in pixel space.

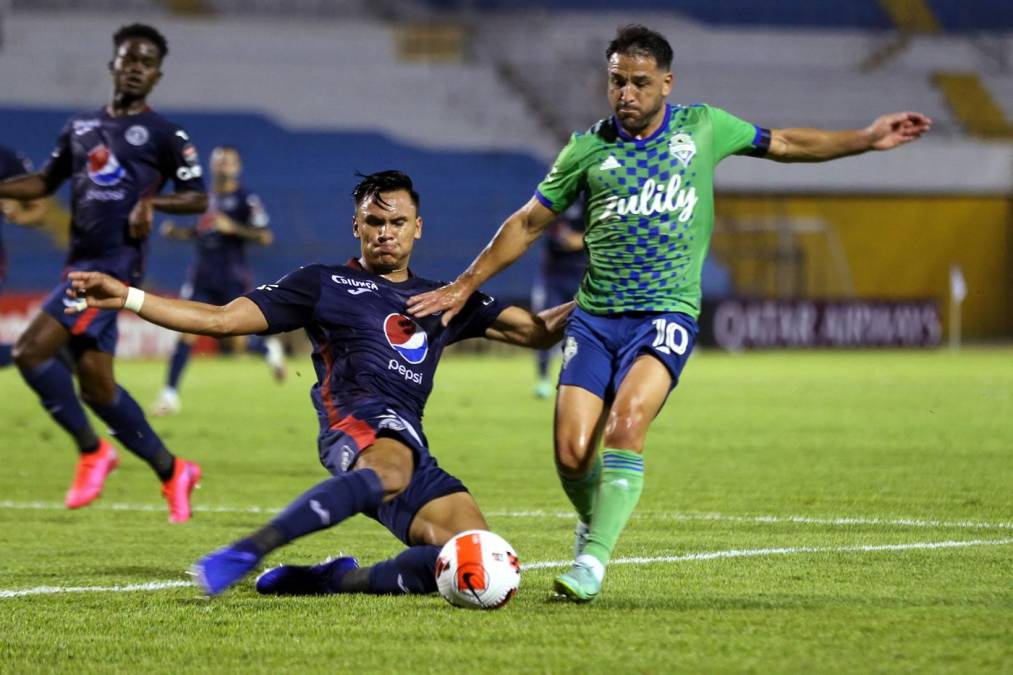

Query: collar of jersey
[613,103,673,146]
[346,256,416,284]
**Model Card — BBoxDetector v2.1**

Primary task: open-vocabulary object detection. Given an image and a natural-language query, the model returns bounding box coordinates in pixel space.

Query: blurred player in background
[66,170,572,597]
[531,203,585,398]
[152,145,284,416]
[0,24,208,522]
[408,24,931,602]
[0,144,46,368]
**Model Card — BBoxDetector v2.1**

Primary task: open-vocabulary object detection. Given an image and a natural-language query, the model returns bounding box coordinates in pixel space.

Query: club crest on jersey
[87,145,125,186]
[125,125,149,146]
[669,132,696,165]
[384,313,428,364]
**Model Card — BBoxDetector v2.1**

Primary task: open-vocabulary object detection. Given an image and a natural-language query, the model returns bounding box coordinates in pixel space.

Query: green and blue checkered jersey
[535,103,770,318]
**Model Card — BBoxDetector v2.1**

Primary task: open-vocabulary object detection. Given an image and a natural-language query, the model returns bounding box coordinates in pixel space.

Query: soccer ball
[435,530,520,610]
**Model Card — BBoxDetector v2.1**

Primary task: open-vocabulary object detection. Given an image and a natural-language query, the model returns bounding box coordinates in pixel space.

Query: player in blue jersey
[0,145,46,368]
[65,170,573,597]
[0,24,208,522]
[152,145,284,416]
[531,203,585,398]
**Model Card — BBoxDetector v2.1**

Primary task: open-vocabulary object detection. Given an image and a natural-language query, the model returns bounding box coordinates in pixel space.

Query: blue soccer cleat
[255,556,359,596]
[192,545,261,597]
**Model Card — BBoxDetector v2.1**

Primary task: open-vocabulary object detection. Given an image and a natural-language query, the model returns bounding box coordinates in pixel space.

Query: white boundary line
[2,500,1011,531]
[1,537,1010,599]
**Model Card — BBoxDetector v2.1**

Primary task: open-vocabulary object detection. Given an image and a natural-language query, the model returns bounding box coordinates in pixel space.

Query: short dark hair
[113,23,169,61]
[352,170,420,211]
[606,24,673,71]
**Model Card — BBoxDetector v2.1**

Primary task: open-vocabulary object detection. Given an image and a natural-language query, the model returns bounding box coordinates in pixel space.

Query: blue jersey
[191,188,269,291]
[0,145,32,284]
[245,259,505,435]
[42,107,205,284]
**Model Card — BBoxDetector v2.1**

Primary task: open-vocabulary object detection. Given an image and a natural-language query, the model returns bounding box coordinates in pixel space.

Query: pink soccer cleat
[161,459,202,523]
[65,439,119,509]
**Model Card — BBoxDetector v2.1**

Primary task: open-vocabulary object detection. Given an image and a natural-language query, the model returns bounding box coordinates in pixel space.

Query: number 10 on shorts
[651,318,689,355]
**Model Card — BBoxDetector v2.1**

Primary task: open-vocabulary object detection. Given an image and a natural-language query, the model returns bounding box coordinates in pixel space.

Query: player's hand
[128,197,154,239]
[214,214,238,235]
[407,279,474,326]
[865,112,932,150]
[63,272,128,313]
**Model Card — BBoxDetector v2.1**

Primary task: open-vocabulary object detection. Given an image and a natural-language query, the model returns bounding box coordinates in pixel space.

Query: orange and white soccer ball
[435,530,520,610]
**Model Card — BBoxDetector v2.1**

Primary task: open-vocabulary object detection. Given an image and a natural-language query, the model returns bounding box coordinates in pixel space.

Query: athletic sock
[0,343,12,368]
[363,545,440,595]
[88,386,175,480]
[18,358,99,452]
[558,453,602,524]
[583,448,644,567]
[239,470,385,558]
[245,335,268,356]
[166,341,192,390]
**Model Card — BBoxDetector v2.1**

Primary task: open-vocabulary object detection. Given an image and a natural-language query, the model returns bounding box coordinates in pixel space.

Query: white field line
[2,500,1011,531]
[522,537,1013,570]
[1,537,1010,599]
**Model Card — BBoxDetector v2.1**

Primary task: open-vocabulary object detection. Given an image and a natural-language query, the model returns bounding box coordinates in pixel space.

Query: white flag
[949,264,967,304]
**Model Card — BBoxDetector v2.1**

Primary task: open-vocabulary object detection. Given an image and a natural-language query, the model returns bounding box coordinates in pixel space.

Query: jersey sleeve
[40,120,73,190]
[160,126,206,193]
[706,105,771,162]
[243,265,322,334]
[445,289,508,344]
[245,193,270,228]
[534,133,587,214]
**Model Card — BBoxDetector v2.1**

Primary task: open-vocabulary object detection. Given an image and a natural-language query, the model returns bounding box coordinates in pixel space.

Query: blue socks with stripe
[18,357,99,452]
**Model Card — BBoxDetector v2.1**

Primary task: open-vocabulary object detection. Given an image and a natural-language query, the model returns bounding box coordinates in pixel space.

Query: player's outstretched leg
[77,350,201,522]
[195,469,386,596]
[554,356,671,603]
[256,546,440,596]
[554,385,606,559]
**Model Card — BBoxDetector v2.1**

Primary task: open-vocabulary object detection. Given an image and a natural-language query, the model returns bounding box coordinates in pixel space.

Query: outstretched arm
[767,112,931,163]
[407,196,557,325]
[0,173,55,200]
[484,301,575,349]
[130,191,208,240]
[65,271,267,337]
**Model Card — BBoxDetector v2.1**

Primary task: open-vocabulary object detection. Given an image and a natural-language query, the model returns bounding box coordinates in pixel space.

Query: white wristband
[123,287,146,313]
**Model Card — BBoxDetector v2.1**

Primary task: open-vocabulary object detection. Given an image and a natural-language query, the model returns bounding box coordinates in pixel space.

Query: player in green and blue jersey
[408,25,931,602]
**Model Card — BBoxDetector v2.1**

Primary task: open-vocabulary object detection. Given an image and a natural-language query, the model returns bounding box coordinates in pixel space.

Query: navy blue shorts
[316,402,467,545]
[558,306,698,402]
[181,279,247,306]
[41,278,119,355]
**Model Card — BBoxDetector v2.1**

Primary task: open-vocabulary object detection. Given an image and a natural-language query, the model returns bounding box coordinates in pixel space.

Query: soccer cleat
[64,439,119,509]
[161,459,201,523]
[193,545,261,597]
[553,557,602,603]
[573,520,591,559]
[255,556,359,596]
[264,337,287,383]
[151,387,181,416]
[533,378,552,399]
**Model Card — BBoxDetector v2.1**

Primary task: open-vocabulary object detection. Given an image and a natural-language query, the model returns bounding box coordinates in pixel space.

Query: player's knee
[367,463,411,499]
[555,436,596,477]
[602,407,648,452]
[12,333,46,370]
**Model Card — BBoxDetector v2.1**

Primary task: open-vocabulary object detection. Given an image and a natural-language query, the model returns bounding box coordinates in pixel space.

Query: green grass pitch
[0,348,1010,673]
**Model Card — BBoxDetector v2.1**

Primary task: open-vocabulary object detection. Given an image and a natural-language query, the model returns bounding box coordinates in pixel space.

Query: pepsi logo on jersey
[384,313,428,365]
[87,145,125,187]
